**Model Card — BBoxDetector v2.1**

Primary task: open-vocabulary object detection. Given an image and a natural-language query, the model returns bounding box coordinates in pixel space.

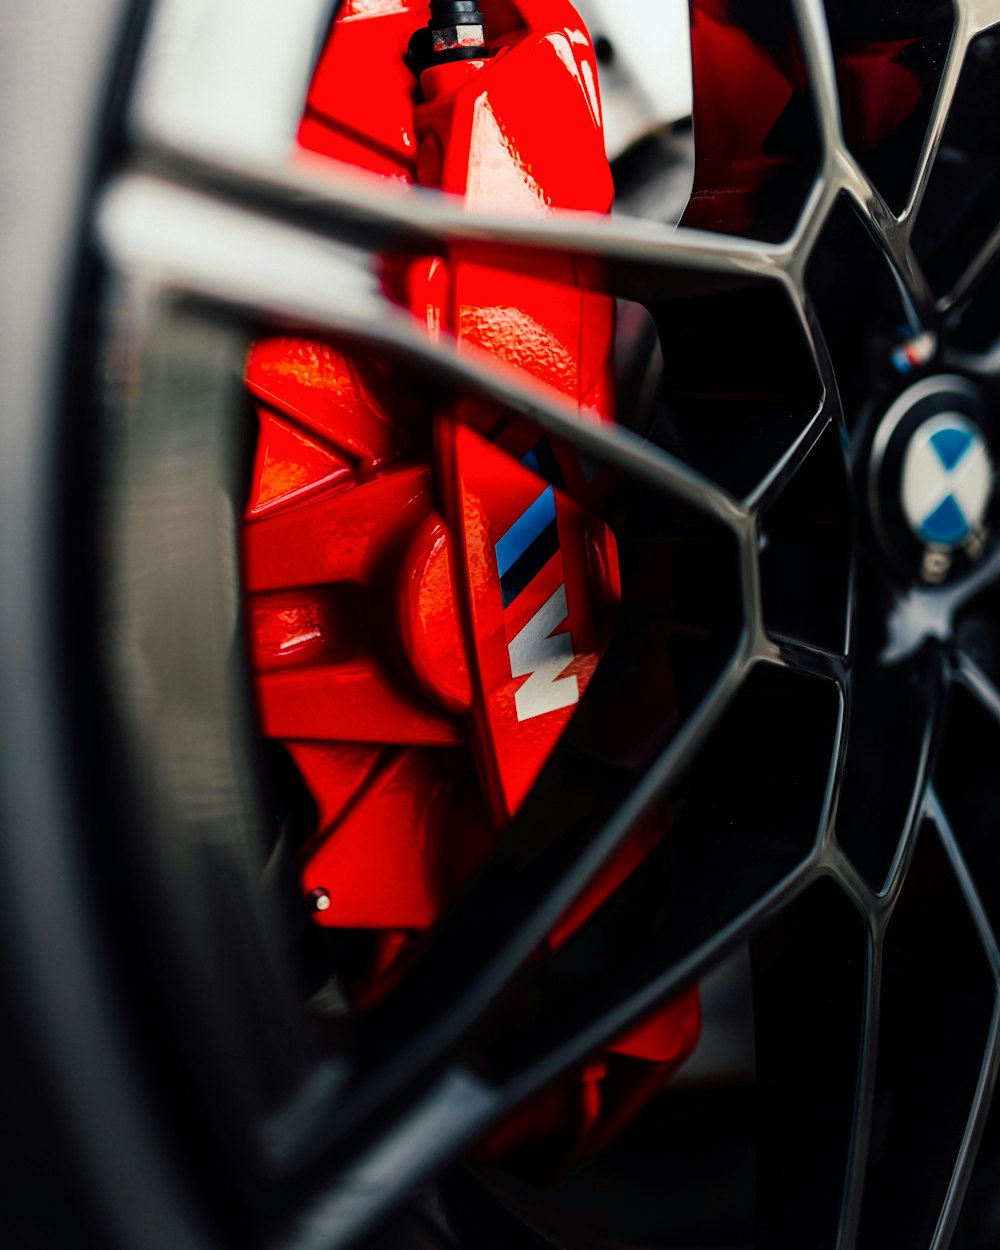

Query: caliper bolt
[309,887,332,913]
[409,0,488,74]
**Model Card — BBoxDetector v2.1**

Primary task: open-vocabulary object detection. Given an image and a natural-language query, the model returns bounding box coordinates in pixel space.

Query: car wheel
[4,2,1000,1249]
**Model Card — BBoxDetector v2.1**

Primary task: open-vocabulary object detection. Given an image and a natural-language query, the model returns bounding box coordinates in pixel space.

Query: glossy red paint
[241,0,699,1172]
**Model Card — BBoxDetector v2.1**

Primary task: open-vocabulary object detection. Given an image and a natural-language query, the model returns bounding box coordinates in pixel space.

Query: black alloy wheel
[6,2,1000,1249]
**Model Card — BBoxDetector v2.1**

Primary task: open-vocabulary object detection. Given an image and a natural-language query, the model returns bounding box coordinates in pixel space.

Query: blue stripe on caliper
[495,485,557,578]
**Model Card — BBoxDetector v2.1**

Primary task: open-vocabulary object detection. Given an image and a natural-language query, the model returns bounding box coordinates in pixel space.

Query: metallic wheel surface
[5,2,1000,1249]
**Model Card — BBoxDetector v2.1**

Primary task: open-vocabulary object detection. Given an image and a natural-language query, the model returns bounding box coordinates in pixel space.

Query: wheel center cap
[871,375,996,583]
[900,414,992,549]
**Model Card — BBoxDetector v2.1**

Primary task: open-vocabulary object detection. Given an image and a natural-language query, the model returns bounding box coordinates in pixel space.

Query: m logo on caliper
[495,483,580,722]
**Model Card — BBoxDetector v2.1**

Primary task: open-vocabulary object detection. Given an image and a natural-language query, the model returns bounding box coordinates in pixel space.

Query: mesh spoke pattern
[83,1,1000,1248]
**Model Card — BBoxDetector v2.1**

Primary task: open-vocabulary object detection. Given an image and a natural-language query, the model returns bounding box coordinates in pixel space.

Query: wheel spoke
[98,295,342,1174]
[902,12,968,229]
[964,0,1000,37]
[495,860,817,1110]
[835,646,946,892]
[944,222,1000,311]
[834,167,937,323]
[954,650,1000,727]
[948,539,1000,613]
[937,658,1000,941]
[910,13,1000,303]
[98,173,747,532]
[139,145,780,301]
[791,0,846,157]
[647,274,827,502]
[804,0,956,319]
[842,810,999,1250]
[387,660,838,1099]
[770,637,848,682]
[756,419,854,658]
[918,791,1000,1250]
[747,407,833,511]
[358,651,749,1074]
[126,0,781,291]
[833,922,881,1250]
[270,1069,499,1250]
[806,193,923,443]
[930,667,1000,1249]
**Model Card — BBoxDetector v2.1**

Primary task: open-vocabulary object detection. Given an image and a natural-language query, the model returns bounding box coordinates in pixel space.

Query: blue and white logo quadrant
[900,414,993,550]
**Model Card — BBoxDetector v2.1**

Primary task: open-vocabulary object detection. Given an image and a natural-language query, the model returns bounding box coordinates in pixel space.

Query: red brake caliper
[243,0,699,1173]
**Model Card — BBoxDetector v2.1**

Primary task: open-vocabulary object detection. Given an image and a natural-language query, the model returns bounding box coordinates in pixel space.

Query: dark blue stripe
[500,519,560,608]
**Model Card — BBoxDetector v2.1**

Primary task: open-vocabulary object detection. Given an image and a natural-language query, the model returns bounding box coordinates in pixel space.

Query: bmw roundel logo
[870,375,996,584]
[900,414,993,551]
